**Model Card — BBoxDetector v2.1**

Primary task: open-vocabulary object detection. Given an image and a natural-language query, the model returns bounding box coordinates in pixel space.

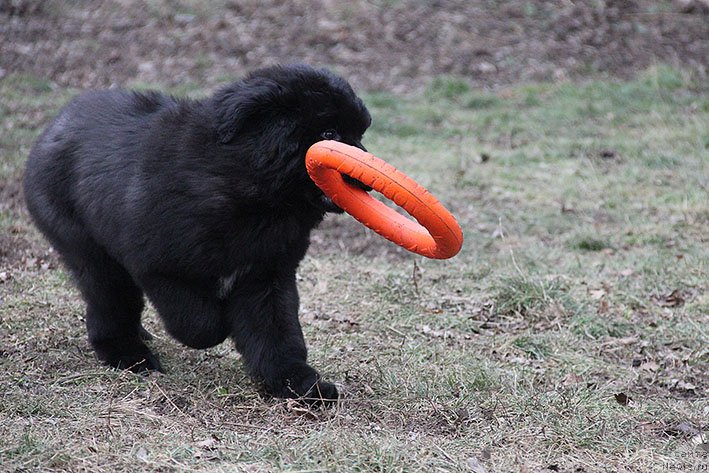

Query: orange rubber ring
[305,141,463,259]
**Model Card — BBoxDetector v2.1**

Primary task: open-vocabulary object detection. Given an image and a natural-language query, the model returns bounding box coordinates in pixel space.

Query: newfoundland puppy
[24,64,372,403]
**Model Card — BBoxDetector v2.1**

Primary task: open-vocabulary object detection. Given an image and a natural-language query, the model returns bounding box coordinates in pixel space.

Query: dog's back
[24,90,176,243]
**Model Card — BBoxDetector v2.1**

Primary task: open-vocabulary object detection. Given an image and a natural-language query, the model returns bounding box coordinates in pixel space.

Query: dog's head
[212,64,371,212]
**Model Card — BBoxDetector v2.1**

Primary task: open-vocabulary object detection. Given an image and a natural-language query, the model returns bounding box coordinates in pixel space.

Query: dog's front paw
[265,364,339,406]
[291,375,339,405]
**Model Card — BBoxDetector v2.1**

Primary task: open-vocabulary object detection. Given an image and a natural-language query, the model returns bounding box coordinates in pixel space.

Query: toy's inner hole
[341,173,372,192]
[340,172,414,220]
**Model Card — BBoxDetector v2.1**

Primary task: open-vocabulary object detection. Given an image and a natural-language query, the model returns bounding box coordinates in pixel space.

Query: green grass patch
[572,236,612,252]
[493,276,571,317]
[512,335,551,360]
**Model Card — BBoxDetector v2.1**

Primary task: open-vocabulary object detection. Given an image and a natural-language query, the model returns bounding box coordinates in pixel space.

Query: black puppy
[24,64,371,403]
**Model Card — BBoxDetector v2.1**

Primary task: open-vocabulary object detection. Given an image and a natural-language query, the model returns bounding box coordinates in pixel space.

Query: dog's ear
[212,81,285,144]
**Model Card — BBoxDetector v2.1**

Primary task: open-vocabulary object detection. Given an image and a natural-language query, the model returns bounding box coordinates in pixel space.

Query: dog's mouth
[318,174,372,214]
[342,173,373,192]
[311,140,372,214]
[320,195,345,213]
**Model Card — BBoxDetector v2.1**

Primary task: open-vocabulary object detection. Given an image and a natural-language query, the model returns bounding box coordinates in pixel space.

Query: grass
[1,65,707,472]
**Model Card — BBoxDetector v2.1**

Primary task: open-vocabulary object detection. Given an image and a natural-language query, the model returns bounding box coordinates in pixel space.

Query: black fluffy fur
[24,64,372,404]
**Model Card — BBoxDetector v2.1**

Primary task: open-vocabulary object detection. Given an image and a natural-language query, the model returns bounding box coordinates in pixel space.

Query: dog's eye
[321,129,339,140]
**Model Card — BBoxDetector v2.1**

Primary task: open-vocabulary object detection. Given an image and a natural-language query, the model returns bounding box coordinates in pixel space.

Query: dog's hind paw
[92,336,164,373]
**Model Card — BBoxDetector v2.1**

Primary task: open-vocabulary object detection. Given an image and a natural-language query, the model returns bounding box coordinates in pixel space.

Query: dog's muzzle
[315,139,372,213]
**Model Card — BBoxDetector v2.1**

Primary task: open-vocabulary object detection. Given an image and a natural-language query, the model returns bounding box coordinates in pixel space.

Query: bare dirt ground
[1,0,707,94]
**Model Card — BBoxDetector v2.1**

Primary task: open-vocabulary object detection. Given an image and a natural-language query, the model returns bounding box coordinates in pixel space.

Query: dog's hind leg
[61,242,161,372]
[227,272,339,405]
[25,153,159,372]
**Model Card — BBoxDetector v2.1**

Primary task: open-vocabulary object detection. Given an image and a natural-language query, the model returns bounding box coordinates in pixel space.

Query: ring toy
[305,141,463,259]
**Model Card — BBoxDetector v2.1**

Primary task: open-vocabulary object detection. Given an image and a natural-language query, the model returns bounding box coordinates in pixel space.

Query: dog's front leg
[227,271,338,405]
[140,275,231,350]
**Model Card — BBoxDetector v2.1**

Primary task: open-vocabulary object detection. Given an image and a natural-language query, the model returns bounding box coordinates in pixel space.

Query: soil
[1,0,707,93]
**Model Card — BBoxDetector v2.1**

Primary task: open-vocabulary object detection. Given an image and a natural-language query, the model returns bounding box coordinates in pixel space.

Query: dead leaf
[665,422,701,438]
[454,407,470,424]
[466,456,487,473]
[600,149,618,160]
[671,379,697,392]
[676,422,701,436]
[597,298,610,314]
[590,289,606,300]
[421,324,446,338]
[135,447,149,462]
[420,325,471,341]
[614,392,632,406]
[639,421,665,433]
[619,336,639,345]
[619,268,634,277]
[640,361,659,372]
[691,432,709,450]
[195,437,218,450]
[560,202,576,214]
[285,398,320,421]
[562,373,584,386]
[658,289,685,307]
[601,336,638,347]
